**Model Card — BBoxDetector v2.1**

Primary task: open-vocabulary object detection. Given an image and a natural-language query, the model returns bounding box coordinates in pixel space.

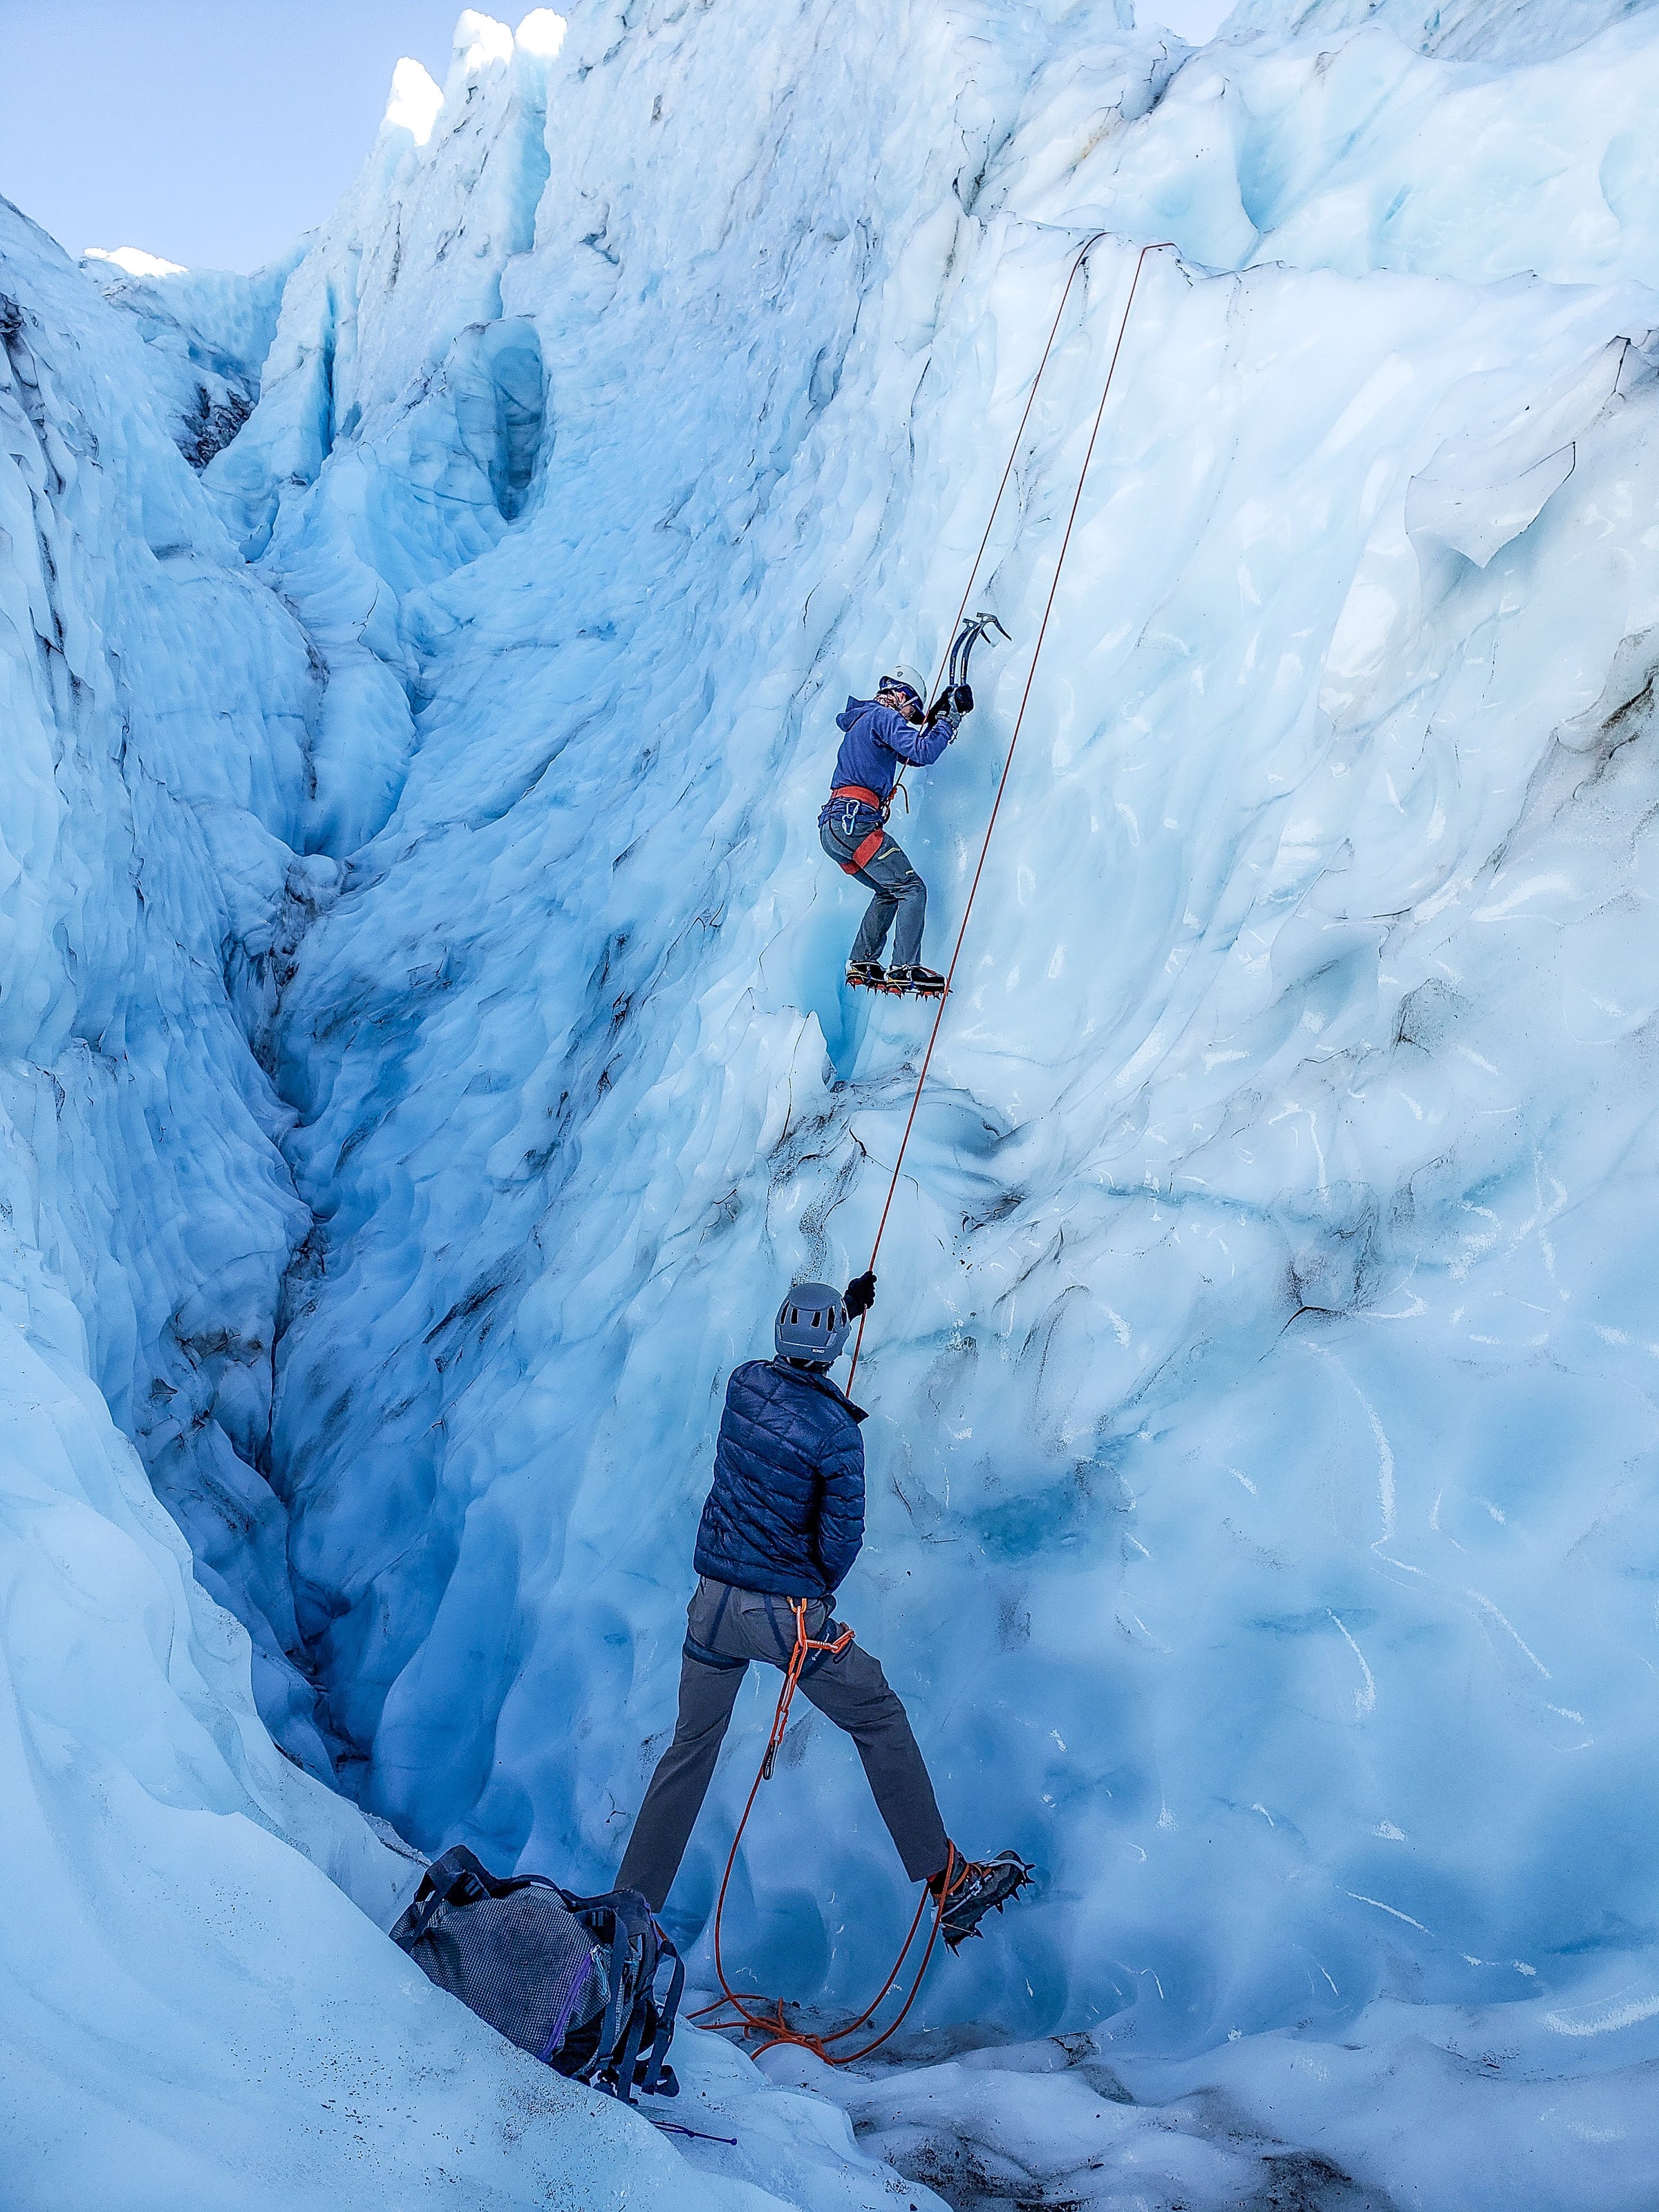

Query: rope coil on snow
[691,1599,955,2063]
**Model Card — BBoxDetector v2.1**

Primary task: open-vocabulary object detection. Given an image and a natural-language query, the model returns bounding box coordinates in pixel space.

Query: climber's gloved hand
[951,682,973,714]
[844,1271,877,1318]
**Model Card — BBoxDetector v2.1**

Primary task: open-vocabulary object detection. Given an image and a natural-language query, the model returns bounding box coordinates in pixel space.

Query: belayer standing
[818,667,973,995]
[616,1273,1029,1949]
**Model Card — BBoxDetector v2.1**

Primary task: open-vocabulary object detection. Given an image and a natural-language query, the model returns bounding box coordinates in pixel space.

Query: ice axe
[932,610,1011,717]
[891,612,1013,812]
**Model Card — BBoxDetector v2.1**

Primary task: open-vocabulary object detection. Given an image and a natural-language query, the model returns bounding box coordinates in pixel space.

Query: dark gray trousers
[819,813,928,968]
[616,1577,950,1911]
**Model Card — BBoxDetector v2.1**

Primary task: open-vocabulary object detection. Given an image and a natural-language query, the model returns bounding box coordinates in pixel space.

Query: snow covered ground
[8,0,1659,2203]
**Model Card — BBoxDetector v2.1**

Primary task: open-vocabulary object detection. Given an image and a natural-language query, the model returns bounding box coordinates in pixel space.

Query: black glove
[951,682,973,714]
[844,1270,877,1318]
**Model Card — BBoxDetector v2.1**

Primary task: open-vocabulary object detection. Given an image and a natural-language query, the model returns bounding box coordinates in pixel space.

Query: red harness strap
[829,786,888,874]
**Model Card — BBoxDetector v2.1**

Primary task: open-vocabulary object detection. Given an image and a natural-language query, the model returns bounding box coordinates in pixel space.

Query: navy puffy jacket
[693,1359,866,1597]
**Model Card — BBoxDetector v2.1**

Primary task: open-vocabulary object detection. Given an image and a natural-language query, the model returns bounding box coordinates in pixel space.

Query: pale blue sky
[1,1,467,270]
[0,0,1235,274]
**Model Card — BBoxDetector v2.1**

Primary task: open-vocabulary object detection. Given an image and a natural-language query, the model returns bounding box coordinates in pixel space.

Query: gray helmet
[878,664,926,708]
[775,1281,850,1365]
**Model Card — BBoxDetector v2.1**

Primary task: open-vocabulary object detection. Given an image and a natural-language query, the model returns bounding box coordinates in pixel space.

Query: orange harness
[827,785,889,874]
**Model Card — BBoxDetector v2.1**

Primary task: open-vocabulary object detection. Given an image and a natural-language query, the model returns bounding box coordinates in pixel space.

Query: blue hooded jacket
[693,1358,866,1597]
[826,695,958,807]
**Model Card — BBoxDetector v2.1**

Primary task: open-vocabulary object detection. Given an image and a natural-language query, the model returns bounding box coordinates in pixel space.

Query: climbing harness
[698,237,1174,2066]
[847,235,1173,1388]
[690,1596,959,2063]
[827,783,890,874]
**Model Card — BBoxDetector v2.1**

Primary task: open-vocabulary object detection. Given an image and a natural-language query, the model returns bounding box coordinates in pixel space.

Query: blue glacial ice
[0,121,944,2212]
[9,0,1659,2202]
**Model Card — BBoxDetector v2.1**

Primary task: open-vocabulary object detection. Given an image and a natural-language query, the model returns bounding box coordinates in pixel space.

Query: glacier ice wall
[1219,0,1659,66]
[80,243,301,470]
[0,196,335,1764]
[12,0,1659,2202]
[197,0,1659,2109]
[1,189,927,2212]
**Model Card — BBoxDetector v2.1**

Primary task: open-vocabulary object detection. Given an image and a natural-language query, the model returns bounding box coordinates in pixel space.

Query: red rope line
[847,238,1171,1389]
[890,227,1108,809]
[691,242,1172,2072]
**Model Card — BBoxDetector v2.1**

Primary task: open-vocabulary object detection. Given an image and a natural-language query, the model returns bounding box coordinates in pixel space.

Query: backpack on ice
[391,1844,682,2101]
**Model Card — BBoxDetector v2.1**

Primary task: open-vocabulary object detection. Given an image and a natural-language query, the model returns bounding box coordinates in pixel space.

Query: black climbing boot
[886,964,946,996]
[934,1850,1033,1950]
[846,960,886,990]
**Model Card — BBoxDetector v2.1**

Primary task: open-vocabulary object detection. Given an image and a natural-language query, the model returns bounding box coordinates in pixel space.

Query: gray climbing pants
[616,1577,950,1911]
[819,807,928,969]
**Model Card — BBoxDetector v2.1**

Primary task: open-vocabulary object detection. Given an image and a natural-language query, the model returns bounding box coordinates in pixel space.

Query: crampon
[845,962,947,998]
[936,1850,1035,1950]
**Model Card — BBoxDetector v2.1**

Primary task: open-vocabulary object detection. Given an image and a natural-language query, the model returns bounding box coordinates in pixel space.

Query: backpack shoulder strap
[594,1900,646,2085]
[559,1888,682,2102]
[639,1931,684,2097]
[400,1844,498,1944]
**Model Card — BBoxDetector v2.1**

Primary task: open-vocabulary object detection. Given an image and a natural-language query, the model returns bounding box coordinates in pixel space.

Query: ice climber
[818,667,973,995]
[616,1273,1029,1949]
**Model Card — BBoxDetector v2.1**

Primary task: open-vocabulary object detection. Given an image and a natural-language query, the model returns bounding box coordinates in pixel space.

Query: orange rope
[693,241,1173,2068]
[689,1598,957,2063]
[848,237,1172,1388]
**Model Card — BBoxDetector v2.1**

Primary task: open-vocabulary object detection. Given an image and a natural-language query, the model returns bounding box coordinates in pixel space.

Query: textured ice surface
[10,0,1659,2203]
[1,196,330,1767]
[1220,0,1659,65]
[765,1964,1659,2209]
[239,0,1659,2043]
[245,6,1659,2196]
[0,190,938,2212]
[79,243,299,469]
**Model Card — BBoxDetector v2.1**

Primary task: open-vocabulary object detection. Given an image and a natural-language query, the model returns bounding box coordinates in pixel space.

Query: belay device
[392,1844,684,2102]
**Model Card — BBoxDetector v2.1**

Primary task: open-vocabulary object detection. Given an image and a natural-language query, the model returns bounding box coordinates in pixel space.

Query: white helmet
[878,664,926,707]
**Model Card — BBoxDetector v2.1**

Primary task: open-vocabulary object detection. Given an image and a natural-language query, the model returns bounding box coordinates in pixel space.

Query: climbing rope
[689,240,1174,2073]
[848,236,1172,1389]
[689,1596,957,2062]
[888,227,1106,815]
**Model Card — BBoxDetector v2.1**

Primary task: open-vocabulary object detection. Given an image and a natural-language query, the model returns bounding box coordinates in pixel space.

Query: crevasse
[0,49,934,2212]
[10,0,1659,2205]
